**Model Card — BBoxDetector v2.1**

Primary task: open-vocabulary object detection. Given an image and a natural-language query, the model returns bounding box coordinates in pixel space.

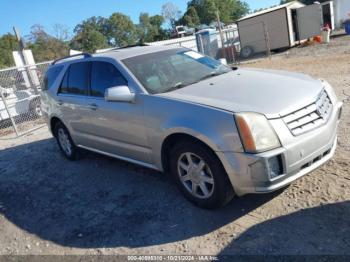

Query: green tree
[71,16,109,52]
[0,33,19,69]
[74,16,109,37]
[150,15,164,29]
[181,6,200,27]
[70,29,108,53]
[201,0,218,25]
[108,12,137,47]
[27,24,69,62]
[138,13,167,43]
[186,0,249,25]
[230,0,249,21]
[138,12,153,43]
[149,15,168,40]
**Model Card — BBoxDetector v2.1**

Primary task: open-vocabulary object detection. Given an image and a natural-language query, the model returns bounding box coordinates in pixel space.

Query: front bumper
[218,101,342,196]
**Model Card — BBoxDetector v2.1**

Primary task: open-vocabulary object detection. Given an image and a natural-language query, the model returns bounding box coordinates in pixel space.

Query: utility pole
[13,27,26,51]
[262,22,271,59]
[13,27,39,94]
[216,11,226,61]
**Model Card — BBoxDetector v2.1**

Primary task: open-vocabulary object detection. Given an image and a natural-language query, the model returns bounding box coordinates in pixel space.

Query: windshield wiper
[194,70,227,83]
[163,82,187,93]
[163,70,230,93]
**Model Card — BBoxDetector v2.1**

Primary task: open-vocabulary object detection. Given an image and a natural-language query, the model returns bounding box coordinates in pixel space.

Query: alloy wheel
[177,152,215,199]
[58,128,72,156]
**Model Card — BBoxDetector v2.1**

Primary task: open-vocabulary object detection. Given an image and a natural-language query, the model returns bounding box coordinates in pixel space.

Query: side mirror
[105,86,135,103]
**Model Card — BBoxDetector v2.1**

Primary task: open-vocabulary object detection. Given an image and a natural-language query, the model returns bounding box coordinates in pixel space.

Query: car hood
[159,68,324,118]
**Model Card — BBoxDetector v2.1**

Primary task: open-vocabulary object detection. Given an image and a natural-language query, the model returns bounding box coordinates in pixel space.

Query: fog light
[268,155,283,179]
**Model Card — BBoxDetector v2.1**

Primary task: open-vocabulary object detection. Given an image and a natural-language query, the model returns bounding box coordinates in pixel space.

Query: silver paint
[41,46,342,196]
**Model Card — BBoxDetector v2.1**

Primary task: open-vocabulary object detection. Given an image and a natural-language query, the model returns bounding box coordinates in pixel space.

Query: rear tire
[54,122,79,160]
[169,141,234,209]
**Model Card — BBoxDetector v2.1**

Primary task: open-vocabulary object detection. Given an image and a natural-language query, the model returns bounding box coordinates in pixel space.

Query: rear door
[297,4,323,40]
[57,61,96,146]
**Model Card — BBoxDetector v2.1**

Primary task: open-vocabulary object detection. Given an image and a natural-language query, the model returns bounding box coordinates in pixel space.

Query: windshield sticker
[184,51,204,60]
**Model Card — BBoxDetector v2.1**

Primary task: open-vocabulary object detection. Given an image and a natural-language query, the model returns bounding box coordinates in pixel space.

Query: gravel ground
[0,35,349,257]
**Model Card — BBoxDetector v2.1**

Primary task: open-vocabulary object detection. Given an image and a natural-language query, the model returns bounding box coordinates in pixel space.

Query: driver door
[84,61,151,164]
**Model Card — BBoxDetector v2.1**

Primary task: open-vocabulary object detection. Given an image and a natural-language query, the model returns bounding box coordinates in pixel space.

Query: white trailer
[236,1,323,58]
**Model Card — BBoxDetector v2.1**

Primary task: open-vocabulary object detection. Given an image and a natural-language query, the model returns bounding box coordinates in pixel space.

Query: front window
[90,61,127,97]
[122,49,231,94]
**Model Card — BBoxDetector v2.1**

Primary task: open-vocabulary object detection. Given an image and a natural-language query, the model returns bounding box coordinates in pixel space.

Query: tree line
[0,0,252,68]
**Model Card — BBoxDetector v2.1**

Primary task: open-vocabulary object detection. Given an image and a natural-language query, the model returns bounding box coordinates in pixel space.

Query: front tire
[169,141,234,209]
[54,122,79,160]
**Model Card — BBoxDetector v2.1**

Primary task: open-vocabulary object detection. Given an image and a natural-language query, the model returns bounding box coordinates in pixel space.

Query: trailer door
[322,1,335,30]
[296,3,323,40]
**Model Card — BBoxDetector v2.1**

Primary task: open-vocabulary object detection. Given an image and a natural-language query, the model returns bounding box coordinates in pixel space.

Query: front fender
[142,95,244,170]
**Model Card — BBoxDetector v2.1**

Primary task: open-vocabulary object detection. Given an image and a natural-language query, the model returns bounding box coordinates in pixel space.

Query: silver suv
[41,46,343,209]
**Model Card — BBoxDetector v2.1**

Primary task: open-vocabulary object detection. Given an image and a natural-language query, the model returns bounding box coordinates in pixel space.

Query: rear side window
[59,62,90,95]
[43,65,63,91]
[90,61,127,97]
[60,70,69,94]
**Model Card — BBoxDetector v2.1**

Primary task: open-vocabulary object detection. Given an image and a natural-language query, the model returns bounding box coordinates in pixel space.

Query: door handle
[57,100,63,105]
[88,103,98,111]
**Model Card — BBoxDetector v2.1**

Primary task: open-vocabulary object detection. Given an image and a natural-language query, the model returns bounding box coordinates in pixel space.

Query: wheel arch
[160,132,221,173]
[50,116,63,136]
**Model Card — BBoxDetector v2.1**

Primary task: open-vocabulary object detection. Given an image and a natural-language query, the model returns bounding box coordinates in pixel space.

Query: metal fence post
[216,11,226,61]
[263,22,272,59]
[0,87,19,137]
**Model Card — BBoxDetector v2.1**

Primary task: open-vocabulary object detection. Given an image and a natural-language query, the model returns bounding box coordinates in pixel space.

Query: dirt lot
[0,35,349,257]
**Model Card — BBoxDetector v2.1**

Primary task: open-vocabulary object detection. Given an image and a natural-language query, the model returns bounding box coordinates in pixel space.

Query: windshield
[122,48,231,94]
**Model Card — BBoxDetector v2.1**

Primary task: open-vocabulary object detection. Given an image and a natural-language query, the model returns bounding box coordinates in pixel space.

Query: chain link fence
[0,61,51,139]
[147,35,199,51]
[147,29,240,63]
[147,25,271,64]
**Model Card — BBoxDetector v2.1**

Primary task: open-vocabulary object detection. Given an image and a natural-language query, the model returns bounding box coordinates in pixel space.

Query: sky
[0,0,279,37]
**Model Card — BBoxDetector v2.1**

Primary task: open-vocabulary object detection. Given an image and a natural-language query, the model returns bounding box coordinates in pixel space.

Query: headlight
[235,112,281,153]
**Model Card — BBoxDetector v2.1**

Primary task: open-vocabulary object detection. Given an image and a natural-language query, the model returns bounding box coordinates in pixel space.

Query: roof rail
[116,43,149,49]
[96,43,150,54]
[52,53,92,65]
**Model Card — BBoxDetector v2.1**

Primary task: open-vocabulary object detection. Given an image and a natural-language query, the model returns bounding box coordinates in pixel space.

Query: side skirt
[77,145,160,171]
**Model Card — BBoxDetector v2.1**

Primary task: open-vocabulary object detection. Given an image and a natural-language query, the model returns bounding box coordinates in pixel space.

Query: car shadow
[217,201,350,256]
[0,138,284,249]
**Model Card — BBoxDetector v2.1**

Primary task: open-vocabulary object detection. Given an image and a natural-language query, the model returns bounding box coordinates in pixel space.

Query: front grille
[282,89,332,136]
